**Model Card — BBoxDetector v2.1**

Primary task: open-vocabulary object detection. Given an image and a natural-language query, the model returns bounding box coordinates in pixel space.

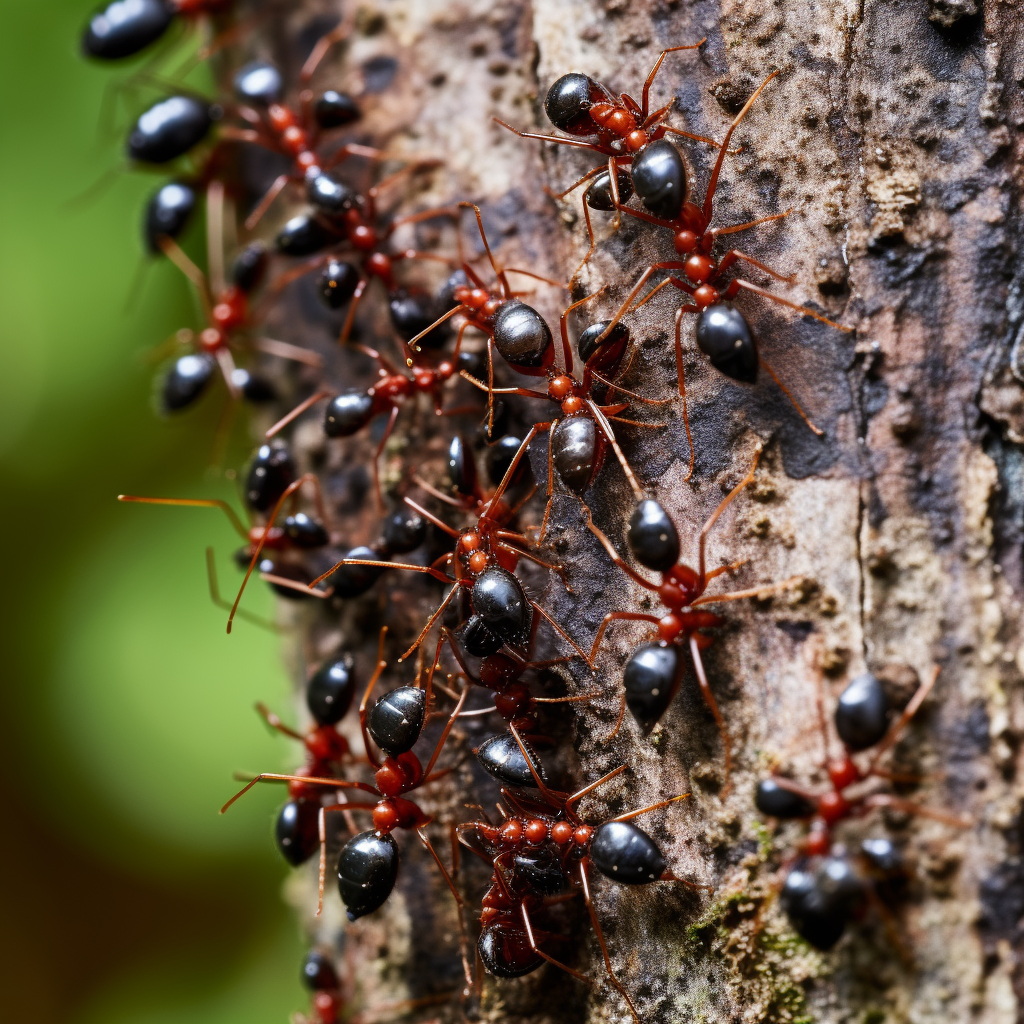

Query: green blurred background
[1,2,307,1020]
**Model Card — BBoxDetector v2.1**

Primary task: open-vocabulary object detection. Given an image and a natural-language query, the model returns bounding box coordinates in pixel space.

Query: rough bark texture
[234,1,1024,1022]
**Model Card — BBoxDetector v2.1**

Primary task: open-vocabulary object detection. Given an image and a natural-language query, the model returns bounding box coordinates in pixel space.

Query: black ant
[584,446,802,793]
[494,44,723,241]
[221,630,474,982]
[589,72,852,447]
[458,725,692,1021]
[148,180,321,412]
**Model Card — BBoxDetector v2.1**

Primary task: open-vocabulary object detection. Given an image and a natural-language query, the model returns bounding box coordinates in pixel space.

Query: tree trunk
[235,1,1024,1021]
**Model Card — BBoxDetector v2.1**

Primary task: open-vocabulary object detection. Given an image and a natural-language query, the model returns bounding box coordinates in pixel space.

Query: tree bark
[236,1,1024,1021]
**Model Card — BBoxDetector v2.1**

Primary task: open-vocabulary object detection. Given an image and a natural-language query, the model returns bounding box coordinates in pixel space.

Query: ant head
[234,61,284,107]
[684,253,716,286]
[368,687,427,757]
[577,319,630,376]
[307,654,357,726]
[447,433,479,497]
[337,830,399,921]
[470,567,533,649]
[631,139,687,221]
[590,821,666,884]
[324,390,376,438]
[695,304,758,383]
[551,417,597,496]
[585,169,634,212]
[459,529,489,575]
[492,301,554,372]
[160,353,215,413]
[625,642,684,733]
[627,499,681,573]
[476,732,542,788]
[826,754,861,793]
[834,673,890,751]
[314,90,360,129]
[83,0,174,60]
[780,853,867,950]
[544,72,609,136]
[456,285,489,309]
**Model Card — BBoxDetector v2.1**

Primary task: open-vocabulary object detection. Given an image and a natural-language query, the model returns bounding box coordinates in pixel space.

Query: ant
[589,72,852,444]
[753,648,970,949]
[584,446,802,793]
[458,725,692,1021]
[494,44,724,241]
[263,334,475,512]
[149,180,322,412]
[755,652,969,857]
[221,630,474,982]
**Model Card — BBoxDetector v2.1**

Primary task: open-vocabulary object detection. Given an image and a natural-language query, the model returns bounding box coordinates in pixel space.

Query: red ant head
[499,818,524,846]
[548,375,574,401]
[267,104,295,132]
[551,821,574,845]
[572,825,594,849]
[414,367,436,390]
[282,125,308,158]
[372,796,420,833]
[804,820,831,857]
[625,129,648,153]
[375,753,422,797]
[657,612,684,643]
[693,284,720,309]
[458,287,490,311]
[212,287,246,331]
[482,297,503,319]
[827,755,862,792]
[247,524,286,549]
[524,819,549,845]
[673,230,699,255]
[479,654,521,691]
[306,725,350,763]
[365,251,392,280]
[436,359,455,380]
[313,992,340,1024]
[684,254,716,285]
[817,790,851,827]
[493,684,529,720]
[351,224,378,253]
[199,327,225,353]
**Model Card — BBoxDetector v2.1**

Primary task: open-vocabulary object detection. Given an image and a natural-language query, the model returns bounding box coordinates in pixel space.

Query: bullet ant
[221,630,474,981]
[589,72,852,448]
[458,725,692,1021]
[584,446,802,793]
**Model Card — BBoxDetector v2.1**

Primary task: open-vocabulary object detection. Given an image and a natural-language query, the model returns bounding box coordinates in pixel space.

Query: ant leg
[866,665,940,772]
[559,287,608,375]
[536,420,558,546]
[338,278,370,347]
[407,306,463,353]
[458,371,548,402]
[482,422,552,516]
[519,902,591,983]
[591,262,688,349]
[257,572,335,598]
[250,336,324,368]
[704,71,779,221]
[254,701,306,742]
[220,773,378,813]
[117,494,249,539]
[607,792,691,824]
[545,163,608,201]
[711,209,794,238]
[315,800,376,915]
[414,827,473,986]
[863,794,971,829]
[672,307,697,481]
[205,549,280,632]
[403,498,460,539]
[588,612,662,669]
[355,628,392,764]
[243,174,291,231]
[717,249,795,284]
[371,405,402,513]
[458,202,509,295]
[570,198,598,288]
[576,863,641,1023]
[728,278,851,331]
[157,236,211,313]
[300,13,356,83]
[659,124,727,149]
[639,40,706,119]
[495,540,571,592]
[758,355,825,437]
[696,444,763,583]
[264,390,332,438]
[493,118,603,155]
[310,557,452,590]
[691,575,805,608]
[585,400,644,500]
[703,559,748,582]
[588,370,673,406]
[400,584,463,662]
[689,635,732,797]
[584,513,659,591]
[564,765,629,819]
[531,603,595,668]
[206,180,226,297]
[371,166,447,208]
[422,687,469,777]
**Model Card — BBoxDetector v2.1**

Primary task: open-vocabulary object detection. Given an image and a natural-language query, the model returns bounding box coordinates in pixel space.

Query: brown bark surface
[238,1,1024,1021]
